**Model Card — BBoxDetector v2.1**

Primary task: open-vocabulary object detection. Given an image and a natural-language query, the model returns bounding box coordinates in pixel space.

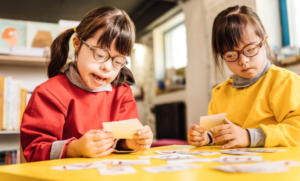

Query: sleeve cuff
[50,137,77,160]
[112,139,136,153]
[206,131,215,146]
[246,128,266,147]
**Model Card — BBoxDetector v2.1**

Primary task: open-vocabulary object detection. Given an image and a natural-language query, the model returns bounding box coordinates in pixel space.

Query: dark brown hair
[48,6,136,87]
[212,5,268,77]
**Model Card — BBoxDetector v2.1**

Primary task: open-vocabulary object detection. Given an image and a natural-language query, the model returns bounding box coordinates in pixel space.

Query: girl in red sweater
[21,6,153,162]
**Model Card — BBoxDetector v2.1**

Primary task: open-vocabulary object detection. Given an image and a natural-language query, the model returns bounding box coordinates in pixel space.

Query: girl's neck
[231,60,271,88]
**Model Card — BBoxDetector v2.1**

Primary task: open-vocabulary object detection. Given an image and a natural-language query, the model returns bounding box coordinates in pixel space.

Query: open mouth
[92,73,107,84]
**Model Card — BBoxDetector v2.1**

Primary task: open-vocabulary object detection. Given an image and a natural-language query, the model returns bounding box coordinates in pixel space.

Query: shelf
[0,54,48,67]
[0,130,20,134]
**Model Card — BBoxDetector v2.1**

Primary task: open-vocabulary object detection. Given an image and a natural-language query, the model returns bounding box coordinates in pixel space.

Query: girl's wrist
[66,140,81,158]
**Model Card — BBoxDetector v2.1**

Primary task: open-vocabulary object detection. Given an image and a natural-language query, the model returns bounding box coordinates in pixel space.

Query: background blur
[0,0,300,164]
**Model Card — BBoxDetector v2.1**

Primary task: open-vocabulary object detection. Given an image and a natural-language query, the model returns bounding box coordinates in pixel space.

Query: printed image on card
[98,166,136,175]
[142,164,201,173]
[214,156,263,164]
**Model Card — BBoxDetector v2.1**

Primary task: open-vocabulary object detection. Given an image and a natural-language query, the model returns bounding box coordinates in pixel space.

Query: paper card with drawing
[102,119,143,139]
[200,113,226,131]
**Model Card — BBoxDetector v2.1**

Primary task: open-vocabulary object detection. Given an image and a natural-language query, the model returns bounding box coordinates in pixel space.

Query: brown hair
[48,6,136,87]
[212,5,269,77]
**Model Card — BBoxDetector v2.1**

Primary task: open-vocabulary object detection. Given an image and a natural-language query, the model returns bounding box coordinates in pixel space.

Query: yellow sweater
[208,65,300,147]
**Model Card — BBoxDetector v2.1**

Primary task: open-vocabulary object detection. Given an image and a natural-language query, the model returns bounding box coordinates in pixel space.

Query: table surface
[0,145,300,181]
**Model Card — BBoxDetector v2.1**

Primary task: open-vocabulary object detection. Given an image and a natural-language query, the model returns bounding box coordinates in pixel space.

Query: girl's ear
[73,36,81,52]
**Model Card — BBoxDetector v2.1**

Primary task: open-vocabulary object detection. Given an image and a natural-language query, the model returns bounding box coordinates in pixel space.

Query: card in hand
[200,113,226,131]
[142,164,201,173]
[98,166,137,175]
[111,160,151,165]
[214,156,263,164]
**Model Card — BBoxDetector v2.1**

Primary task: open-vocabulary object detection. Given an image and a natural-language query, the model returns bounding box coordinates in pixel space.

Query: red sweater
[21,74,139,162]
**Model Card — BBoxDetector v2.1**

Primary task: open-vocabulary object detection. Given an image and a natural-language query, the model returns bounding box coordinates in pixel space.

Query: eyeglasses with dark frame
[222,38,265,62]
[75,33,128,69]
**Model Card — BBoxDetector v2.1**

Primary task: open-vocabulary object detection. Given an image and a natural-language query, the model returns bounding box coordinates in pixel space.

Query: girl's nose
[238,54,250,66]
[100,58,112,72]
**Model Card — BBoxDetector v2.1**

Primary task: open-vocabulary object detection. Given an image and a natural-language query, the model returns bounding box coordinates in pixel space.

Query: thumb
[224,118,232,124]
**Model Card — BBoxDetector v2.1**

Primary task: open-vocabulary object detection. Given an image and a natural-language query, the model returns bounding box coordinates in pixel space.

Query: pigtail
[112,66,135,87]
[47,28,74,78]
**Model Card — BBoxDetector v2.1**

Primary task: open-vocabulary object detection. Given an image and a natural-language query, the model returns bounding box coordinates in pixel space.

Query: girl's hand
[211,118,250,149]
[126,125,153,151]
[66,130,115,158]
[187,125,210,146]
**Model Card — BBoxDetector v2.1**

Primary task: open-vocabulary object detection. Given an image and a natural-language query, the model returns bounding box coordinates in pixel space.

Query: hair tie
[74,26,77,33]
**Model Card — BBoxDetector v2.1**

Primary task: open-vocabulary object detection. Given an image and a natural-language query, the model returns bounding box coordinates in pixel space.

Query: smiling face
[73,28,122,90]
[223,25,267,79]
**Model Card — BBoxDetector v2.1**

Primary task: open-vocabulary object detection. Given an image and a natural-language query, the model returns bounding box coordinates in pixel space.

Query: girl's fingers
[134,139,152,145]
[222,140,238,149]
[192,125,205,133]
[137,144,150,151]
[94,141,114,153]
[213,134,234,143]
[93,138,115,147]
[211,124,231,132]
[190,136,204,141]
[92,132,114,141]
[92,148,114,158]
[137,125,151,135]
[212,128,231,139]
[189,130,201,136]
[134,131,152,139]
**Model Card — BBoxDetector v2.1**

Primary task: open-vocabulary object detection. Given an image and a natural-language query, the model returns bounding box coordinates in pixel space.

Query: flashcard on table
[51,162,105,171]
[167,158,212,164]
[142,164,201,173]
[155,151,183,155]
[200,113,226,131]
[102,119,143,139]
[214,162,288,173]
[111,160,151,165]
[214,156,263,164]
[185,151,221,156]
[139,154,196,160]
[98,166,136,175]
[229,149,287,153]
[219,150,260,155]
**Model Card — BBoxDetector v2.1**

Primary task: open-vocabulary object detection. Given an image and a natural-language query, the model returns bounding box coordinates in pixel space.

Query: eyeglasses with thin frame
[75,33,128,69]
[222,38,265,62]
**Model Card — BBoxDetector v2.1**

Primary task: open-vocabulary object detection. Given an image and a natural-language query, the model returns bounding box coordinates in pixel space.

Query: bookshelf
[0,55,48,67]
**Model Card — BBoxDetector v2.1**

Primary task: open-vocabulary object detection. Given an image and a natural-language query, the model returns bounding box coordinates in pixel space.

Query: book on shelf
[0,76,27,131]
[0,151,18,165]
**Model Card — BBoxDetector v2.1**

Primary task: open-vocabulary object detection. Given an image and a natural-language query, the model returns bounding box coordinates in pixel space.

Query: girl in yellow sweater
[187,5,300,149]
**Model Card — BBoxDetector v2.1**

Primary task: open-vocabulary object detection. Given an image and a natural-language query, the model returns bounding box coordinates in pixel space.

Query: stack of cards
[214,160,300,173]
[142,164,201,173]
[214,156,263,164]
[139,154,196,160]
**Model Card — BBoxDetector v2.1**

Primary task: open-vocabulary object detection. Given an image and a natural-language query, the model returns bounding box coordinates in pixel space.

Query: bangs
[213,14,265,56]
[97,14,135,56]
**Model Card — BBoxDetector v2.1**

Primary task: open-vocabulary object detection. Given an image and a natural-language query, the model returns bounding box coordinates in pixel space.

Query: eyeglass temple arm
[74,33,93,50]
